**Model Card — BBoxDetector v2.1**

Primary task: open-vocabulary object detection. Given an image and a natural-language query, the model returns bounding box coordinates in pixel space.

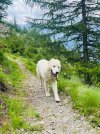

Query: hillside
[0,23,100,133]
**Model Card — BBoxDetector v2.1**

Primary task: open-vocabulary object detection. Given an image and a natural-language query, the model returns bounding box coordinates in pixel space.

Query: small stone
[50,121,55,125]
[52,127,55,130]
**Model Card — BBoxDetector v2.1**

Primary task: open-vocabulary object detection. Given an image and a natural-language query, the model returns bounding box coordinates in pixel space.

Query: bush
[76,62,100,86]
[0,51,4,63]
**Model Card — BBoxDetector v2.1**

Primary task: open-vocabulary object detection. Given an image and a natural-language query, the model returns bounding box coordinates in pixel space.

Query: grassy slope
[58,76,100,127]
[0,54,44,133]
[0,54,24,89]
[0,23,99,128]
[1,52,100,128]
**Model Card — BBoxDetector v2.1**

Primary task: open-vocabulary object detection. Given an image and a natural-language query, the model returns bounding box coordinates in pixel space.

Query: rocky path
[16,60,99,134]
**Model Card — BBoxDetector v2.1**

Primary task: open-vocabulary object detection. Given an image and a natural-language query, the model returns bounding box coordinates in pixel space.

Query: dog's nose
[56,72,59,75]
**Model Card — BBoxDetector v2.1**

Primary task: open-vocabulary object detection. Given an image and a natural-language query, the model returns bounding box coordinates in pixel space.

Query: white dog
[36,59,61,102]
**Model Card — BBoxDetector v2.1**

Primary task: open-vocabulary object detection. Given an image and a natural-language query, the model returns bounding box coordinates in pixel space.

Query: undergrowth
[6,53,36,75]
[21,58,36,75]
[58,76,100,127]
[0,94,43,133]
[0,54,24,89]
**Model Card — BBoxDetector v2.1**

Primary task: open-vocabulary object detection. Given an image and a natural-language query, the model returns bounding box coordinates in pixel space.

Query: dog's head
[48,59,61,78]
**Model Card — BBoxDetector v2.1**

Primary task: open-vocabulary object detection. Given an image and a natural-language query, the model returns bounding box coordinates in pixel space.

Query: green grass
[29,124,44,132]
[21,58,36,75]
[0,54,25,89]
[6,53,36,75]
[0,95,42,133]
[0,54,43,133]
[0,95,27,133]
[58,76,100,127]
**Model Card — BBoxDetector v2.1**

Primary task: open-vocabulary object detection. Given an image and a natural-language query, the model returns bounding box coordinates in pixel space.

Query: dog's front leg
[43,80,50,97]
[52,81,60,102]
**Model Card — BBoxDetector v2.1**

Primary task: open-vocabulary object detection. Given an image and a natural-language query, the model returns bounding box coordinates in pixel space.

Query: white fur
[36,59,61,102]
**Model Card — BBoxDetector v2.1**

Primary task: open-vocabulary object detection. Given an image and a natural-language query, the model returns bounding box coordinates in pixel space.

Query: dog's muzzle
[51,70,59,78]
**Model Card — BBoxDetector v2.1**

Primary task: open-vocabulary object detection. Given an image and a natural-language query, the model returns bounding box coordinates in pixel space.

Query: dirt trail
[16,60,99,134]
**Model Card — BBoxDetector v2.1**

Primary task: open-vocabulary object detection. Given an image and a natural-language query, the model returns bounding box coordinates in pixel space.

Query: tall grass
[0,55,43,133]
[0,95,42,133]
[7,53,37,75]
[58,76,100,127]
[0,54,25,88]
[21,58,36,75]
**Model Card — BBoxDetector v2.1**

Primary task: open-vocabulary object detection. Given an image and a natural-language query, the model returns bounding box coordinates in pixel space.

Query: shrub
[0,51,4,63]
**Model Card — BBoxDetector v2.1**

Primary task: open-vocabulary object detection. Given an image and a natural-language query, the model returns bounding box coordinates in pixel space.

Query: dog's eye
[53,66,55,67]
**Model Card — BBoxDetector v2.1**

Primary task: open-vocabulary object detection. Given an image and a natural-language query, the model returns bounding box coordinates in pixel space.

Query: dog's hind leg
[36,65,43,87]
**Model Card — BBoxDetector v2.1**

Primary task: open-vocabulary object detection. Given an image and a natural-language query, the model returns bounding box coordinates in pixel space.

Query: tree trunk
[82,0,90,84]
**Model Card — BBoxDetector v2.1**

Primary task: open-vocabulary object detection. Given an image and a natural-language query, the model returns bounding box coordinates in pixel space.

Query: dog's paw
[46,93,50,97]
[55,99,61,103]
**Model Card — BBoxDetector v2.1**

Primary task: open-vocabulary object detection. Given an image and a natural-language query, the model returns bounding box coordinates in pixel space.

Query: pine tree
[0,0,12,20]
[26,0,100,84]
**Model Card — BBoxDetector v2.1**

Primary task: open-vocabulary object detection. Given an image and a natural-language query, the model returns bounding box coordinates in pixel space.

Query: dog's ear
[48,59,61,65]
[49,58,55,62]
[48,59,55,67]
[48,59,55,71]
[48,59,53,65]
[58,60,61,67]
[47,60,52,71]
